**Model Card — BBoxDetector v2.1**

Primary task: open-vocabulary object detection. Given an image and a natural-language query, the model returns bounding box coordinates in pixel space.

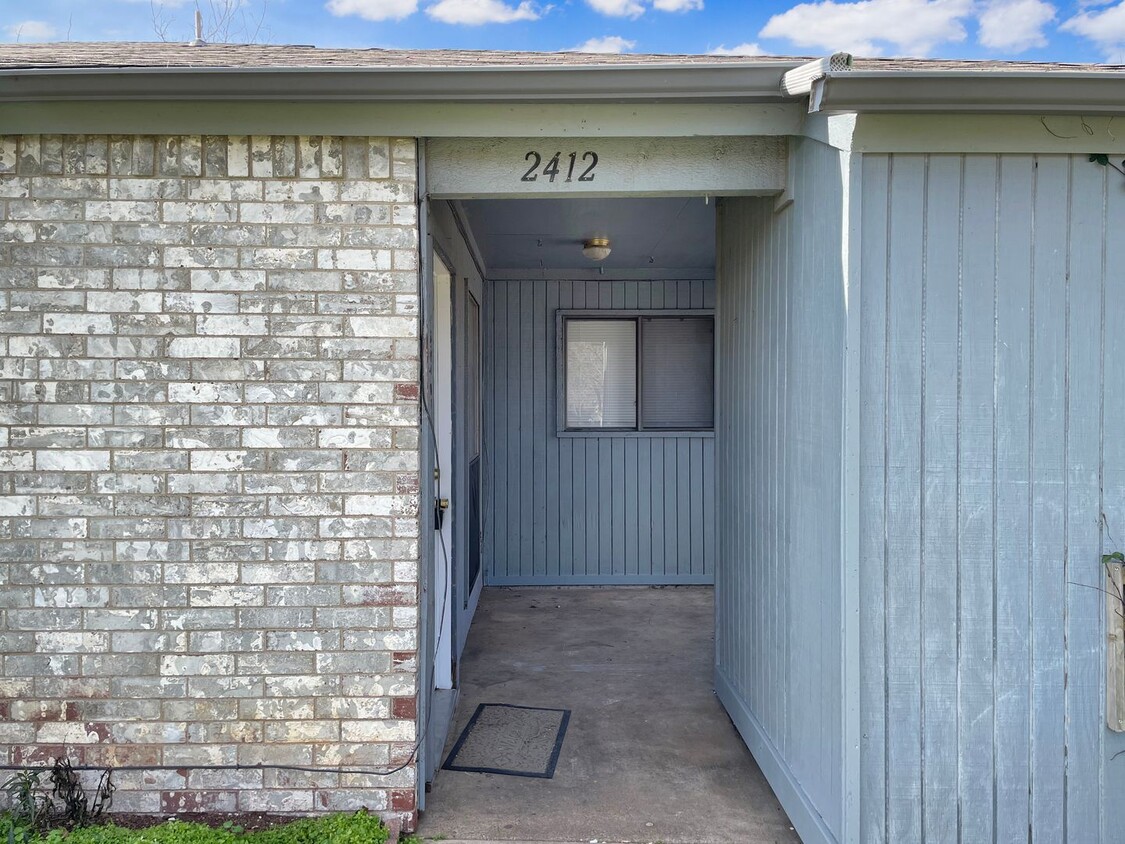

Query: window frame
[556,308,716,439]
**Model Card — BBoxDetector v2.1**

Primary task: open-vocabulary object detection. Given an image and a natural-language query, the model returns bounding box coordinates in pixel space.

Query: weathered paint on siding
[482,278,716,585]
[858,152,1125,843]
[715,137,847,844]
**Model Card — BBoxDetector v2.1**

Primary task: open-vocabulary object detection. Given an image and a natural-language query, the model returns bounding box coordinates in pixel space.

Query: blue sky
[3,0,1124,63]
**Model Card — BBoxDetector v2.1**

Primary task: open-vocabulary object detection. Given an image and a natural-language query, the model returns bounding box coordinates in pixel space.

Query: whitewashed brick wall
[0,134,422,826]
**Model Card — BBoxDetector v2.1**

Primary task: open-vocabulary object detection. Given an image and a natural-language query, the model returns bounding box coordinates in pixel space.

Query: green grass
[1,811,414,844]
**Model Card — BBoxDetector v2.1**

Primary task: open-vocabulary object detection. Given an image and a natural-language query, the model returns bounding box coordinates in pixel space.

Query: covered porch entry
[421,587,797,843]
[417,133,851,844]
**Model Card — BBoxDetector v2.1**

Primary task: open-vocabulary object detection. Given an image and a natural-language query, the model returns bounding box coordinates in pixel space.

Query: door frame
[452,280,484,661]
[429,216,486,675]
[432,250,455,692]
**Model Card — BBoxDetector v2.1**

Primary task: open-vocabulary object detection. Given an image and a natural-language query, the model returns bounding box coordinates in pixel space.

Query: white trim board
[804,111,1125,154]
[0,101,803,139]
[427,136,787,199]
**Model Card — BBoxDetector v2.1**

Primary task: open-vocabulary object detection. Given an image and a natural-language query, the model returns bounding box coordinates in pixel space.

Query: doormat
[442,703,571,779]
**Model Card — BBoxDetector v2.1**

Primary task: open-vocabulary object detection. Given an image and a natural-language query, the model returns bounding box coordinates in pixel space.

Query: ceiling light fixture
[582,237,612,262]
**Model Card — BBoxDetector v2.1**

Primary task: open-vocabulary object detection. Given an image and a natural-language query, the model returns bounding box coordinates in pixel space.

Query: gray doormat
[442,703,571,779]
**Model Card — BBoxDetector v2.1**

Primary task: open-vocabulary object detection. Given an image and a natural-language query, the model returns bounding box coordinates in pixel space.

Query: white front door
[432,253,454,690]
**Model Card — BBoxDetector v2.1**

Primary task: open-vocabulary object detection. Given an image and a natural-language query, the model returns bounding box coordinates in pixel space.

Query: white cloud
[571,34,637,51]
[427,0,539,23]
[586,0,701,16]
[709,42,765,55]
[325,0,419,22]
[586,0,647,17]
[978,0,1055,50]
[4,20,57,41]
[1062,1,1125,61]
[760,0,972,55]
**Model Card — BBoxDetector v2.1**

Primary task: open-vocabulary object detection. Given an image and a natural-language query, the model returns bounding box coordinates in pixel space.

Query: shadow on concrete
[418,586,799,844]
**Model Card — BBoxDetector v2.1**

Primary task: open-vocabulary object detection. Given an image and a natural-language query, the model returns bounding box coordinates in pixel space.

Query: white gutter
[807,69,1125,114]
[780,52,853,98]
[0,62,804,104]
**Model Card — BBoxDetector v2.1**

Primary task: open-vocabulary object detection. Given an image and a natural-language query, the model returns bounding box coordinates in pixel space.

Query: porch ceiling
[459,196,715,275]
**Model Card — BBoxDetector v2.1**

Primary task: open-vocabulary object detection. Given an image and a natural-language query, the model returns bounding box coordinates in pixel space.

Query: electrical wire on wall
[0,331,454,784]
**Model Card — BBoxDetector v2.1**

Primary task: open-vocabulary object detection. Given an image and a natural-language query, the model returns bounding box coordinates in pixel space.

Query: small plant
[243,810,390,844]
[48,761,114,829]
[2,760,115,838]
[3,770,50,837]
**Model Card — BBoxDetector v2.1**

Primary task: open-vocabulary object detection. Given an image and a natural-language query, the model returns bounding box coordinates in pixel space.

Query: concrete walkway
[417,587,799,844]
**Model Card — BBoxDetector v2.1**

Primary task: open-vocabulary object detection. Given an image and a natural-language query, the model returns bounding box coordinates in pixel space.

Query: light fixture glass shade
[582,237,612,262]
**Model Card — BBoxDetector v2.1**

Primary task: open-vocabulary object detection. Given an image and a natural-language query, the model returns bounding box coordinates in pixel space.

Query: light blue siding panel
[1064,157,1105,843]
[859,151,1118,843]
[507,280,522,579]
[885,154,926,844]
[487,279,505,579]
[675,439,690,577]
[920,155,961,844]
[599,437,613,576]
[994,154,1035,843]
[957,154,999,844]
[482,278,715,585]
[624,437,638,576]
[690,438,704,575]
[557,283,574,578]
[570,282,586,579]
[665,440,677,578]
[584,417,599,577]
[650,439,666,576]
[715,136,846,844]
[1103,169,1125,841]
[519,281,535,577]
[532,280,548,579]
[702,437,715,580]
[545,281,560,580]
[482,275,495,585]
[858,153,889,844]
[1029,156,1068,844]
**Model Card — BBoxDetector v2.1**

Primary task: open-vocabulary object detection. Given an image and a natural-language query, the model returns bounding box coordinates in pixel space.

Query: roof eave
[811,71,1125,114]
[0,64,802,104]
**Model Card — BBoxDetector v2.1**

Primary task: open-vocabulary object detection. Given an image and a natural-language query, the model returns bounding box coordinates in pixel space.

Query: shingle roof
[1,42,1121,74]
[0,43,801,69]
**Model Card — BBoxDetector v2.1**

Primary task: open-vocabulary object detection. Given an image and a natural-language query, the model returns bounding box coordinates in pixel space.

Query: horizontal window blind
[566,319,637,428]
[641,317,715,429]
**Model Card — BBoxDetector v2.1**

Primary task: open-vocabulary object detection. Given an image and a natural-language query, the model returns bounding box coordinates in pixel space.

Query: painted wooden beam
[427,136,787,198]
[806,112,1125,154]
[0,101,803,139]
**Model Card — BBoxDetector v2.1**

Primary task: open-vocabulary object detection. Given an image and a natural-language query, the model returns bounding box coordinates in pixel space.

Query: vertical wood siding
[859,153,1125,843]
[715,137,848,844]
[482,278,716,585]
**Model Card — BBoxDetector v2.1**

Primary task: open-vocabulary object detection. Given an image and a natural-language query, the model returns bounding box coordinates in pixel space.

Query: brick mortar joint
[0,133,426,813]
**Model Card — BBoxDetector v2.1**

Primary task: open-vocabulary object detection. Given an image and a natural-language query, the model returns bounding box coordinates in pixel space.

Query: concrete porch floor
[417,586,799,844]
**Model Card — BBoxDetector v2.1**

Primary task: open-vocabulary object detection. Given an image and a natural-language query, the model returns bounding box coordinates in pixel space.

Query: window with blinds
[563,315,714,432]
[641,317,714,429]
[565,320,637,429]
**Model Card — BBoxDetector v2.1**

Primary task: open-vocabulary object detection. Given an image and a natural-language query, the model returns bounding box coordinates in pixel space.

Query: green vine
[1090,154,1125,178]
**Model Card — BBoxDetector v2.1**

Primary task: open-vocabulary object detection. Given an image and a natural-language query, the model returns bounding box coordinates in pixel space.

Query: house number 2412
[521,151,599,183]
